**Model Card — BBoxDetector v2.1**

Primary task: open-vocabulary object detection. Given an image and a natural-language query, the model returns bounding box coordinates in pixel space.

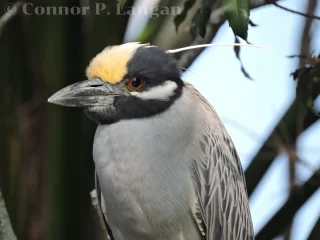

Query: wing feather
[186,83,254,240]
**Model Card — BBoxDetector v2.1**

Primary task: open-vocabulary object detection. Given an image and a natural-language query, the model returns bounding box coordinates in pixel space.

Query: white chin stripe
[131,81,178,100]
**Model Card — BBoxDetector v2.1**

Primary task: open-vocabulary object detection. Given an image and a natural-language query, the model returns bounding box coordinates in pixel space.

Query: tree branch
[284,1,316,238]
[267,0,320,20]
[245,104,319,196]
[307,215,320,240]
[245,0,319,198]
[255,169,320,239]
[0,188,17,240]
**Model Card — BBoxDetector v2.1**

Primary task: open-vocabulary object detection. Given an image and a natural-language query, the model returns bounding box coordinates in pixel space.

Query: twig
[268,0,320,20]
[0,188,17,240]
[0,1,23,37]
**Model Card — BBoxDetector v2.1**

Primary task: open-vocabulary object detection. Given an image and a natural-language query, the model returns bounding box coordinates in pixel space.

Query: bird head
[48,42,184,124]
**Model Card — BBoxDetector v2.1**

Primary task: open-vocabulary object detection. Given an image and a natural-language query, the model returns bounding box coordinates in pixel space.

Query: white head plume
[166,43,274,53]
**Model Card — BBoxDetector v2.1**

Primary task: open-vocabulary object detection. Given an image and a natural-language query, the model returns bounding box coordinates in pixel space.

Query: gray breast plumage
[93,82,254,240]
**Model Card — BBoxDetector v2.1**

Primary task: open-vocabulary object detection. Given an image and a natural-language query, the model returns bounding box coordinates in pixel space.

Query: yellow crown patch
[86,42,145,84]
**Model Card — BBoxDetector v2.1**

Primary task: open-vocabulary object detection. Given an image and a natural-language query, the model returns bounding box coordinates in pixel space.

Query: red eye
[127,77,144,90]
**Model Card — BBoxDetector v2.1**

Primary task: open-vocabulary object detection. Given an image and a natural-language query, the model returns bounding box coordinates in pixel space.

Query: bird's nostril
[90,84,103,87]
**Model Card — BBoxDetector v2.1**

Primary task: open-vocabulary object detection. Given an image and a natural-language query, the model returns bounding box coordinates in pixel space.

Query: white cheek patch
[130,80,178,100]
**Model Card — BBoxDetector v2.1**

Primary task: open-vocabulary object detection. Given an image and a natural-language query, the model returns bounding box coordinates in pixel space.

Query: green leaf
[190,9,201,39]
[233,37,253,80]
[291,67,309,80]
[116,0,127,9]
[289,53,320,115]
[222,0,250,41]
[291,66,320,112]
[174,0,196,33]
[190,0,216,38]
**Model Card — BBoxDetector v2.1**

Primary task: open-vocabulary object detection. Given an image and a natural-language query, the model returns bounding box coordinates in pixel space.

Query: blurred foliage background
[0,0,319,240]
